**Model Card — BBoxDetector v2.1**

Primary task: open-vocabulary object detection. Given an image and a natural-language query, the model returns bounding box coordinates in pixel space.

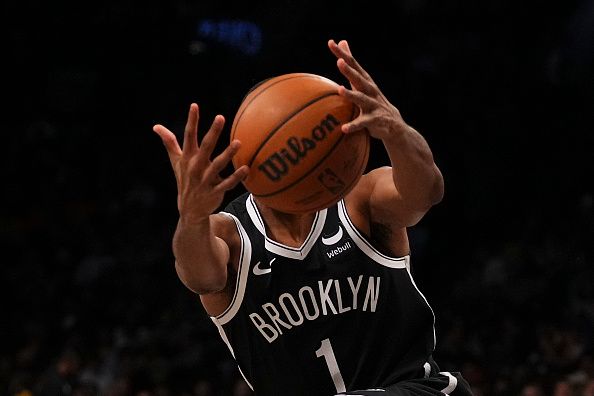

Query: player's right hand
[153,103,249,224]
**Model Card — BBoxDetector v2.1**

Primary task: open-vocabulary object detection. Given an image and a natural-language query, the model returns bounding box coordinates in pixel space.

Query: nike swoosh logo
[253,258,276,276]
[321,226,343,246]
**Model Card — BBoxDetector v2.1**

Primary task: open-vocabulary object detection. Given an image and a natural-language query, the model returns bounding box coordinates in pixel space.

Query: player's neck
[254,199,316,247]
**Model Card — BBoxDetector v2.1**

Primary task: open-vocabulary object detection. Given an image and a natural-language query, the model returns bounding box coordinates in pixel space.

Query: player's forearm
[172,216,229,294]
[383,123,444,209]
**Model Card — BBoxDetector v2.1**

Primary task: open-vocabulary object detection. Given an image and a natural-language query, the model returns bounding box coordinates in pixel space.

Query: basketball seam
[231,74,329,141]
[299,102,366,209]
[252,102,361,199]
[250,103,358,198]
[252,132,346,198]
[292,131,369,212]
[245,92,340,167]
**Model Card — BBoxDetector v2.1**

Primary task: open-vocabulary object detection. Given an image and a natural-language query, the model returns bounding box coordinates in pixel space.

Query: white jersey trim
[439,371,458,395]
[211,318,254,391]
[246,194,328,260]
[338,198,437,350]
[246,194,266,235]
[423,362,431,378]
[405,263,437,350]
[337,199,408,268]
[213,212,252,325]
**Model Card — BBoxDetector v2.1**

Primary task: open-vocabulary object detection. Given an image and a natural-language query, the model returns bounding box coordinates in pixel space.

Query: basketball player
[153,39,474,395]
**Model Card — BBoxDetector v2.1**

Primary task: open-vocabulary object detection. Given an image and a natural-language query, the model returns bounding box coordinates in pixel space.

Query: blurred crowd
[4,0,593,395]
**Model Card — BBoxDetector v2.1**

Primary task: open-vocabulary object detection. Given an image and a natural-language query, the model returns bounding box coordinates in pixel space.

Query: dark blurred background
[3,0,593,395]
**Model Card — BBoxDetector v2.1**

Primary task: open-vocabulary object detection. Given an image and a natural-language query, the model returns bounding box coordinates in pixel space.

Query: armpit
[369,221,397,256]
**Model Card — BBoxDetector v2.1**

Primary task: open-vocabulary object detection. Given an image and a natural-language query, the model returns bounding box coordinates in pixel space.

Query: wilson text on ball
[257,113,341,182]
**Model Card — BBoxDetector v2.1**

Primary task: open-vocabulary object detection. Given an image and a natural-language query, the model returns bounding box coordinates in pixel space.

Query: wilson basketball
[231,73,369,214]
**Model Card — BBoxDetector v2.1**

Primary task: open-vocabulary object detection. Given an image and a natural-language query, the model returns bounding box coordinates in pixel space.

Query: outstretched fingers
[339,85,376,110]
[336,57,377,94]
[153,124,182,162]
[198,115,226,161]
[202,140,242,184]
[215,165,250,192]
[342,113,375,134]
[182,103,200,153]
[328,39,371,80]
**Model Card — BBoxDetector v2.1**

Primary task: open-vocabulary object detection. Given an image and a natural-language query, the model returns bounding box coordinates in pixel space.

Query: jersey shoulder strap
[221,191,265,253]
[222,191,250,217]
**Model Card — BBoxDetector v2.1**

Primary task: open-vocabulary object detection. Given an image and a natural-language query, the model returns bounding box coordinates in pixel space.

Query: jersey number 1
[315,338,346,393]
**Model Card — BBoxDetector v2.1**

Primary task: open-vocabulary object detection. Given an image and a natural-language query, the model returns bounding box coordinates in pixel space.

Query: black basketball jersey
[211,192,437,396]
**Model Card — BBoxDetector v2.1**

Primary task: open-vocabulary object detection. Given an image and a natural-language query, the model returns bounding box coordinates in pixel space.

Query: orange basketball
[231,73,369,214]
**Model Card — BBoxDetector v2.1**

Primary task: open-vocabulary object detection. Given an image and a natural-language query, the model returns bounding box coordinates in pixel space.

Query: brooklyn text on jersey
[249,275,380,343]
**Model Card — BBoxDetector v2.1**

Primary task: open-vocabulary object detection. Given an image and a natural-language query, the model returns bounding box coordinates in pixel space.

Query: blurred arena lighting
[196,19,263,55]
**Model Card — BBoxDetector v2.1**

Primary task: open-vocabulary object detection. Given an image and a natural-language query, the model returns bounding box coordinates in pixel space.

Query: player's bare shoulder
[345,167,410,257]
[343,169,378,237]
[345,166,393,215]
[210,212,242,272]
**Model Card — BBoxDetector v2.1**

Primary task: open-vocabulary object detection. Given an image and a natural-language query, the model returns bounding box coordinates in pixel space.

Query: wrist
[382,121,412,144]
[178,212,211,227]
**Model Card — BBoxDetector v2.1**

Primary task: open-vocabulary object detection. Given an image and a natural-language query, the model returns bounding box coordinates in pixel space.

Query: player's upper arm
[350,167,439,229]
[206,212,243,276]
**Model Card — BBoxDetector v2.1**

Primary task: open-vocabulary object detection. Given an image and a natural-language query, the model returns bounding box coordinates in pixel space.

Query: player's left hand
[328,39,408,141]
